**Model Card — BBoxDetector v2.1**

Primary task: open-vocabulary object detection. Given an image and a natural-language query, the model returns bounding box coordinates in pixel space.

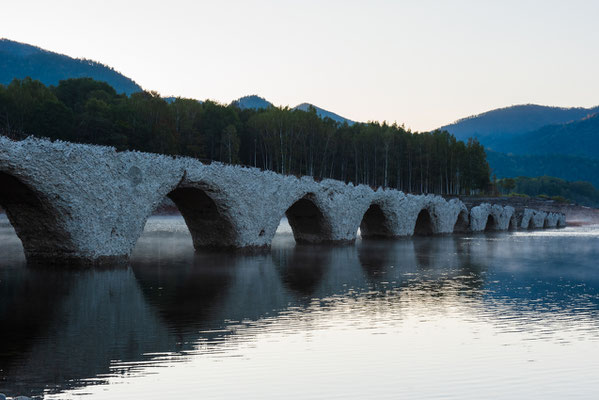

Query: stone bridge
[0,136,566,264]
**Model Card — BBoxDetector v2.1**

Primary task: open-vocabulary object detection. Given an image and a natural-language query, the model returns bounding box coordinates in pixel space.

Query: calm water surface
[1,215,599,399]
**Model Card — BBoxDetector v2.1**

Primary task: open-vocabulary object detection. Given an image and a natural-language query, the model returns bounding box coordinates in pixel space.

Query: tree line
[0,77,490,194]
[498,176,599,208]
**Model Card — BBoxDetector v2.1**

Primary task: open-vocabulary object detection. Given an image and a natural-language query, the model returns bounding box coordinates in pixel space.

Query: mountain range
[441,104,599,141]
[2,38,597,188]
[441,104,599,187]
[232,95,354,125]
[1,39,354,125]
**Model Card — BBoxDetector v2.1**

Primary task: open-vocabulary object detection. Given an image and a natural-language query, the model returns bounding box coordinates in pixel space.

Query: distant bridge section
[0,136,566,264]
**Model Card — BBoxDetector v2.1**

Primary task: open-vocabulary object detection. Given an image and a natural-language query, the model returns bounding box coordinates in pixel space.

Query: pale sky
[2,0,599,131]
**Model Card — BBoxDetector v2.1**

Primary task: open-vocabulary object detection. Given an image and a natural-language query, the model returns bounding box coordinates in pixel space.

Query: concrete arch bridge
[0,136,566,264]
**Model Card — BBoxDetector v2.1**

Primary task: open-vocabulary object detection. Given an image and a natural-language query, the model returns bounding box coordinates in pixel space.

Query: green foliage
[486,150,599,189]
[508,192,530,198]
[498,176,599,207]
[0,77,492,194]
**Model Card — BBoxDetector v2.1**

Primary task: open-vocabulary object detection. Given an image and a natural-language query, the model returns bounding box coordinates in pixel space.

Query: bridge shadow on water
[1,220,599,398]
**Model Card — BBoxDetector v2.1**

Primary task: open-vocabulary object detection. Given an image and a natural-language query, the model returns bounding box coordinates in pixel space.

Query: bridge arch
[484,214,498,232]
[508,215,518,230]
[0,171,74,261]
[285,194,332,244]
[360,203,394,239]
[167,184,238,249]
[453,209,470,233]
[414,208,434,236]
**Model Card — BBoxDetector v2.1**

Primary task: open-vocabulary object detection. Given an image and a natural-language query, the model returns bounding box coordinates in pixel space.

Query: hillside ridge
[0,38,142,95]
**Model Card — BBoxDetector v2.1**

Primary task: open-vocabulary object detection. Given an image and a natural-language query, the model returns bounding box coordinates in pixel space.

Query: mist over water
[1,215,599,399]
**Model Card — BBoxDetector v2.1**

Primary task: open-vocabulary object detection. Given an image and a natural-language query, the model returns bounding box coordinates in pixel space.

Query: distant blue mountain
[232,95,273,110]
[441,103,599,189]
[293,103,354,125]
[0,38,142,95]
[441,104,599,142]
[232,95,355,125]
[485,113,599,159]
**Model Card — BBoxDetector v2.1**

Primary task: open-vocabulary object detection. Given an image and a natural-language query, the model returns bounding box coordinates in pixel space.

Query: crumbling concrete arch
[0,135,567,263]
[427,197,468,234]
[508,214,519,230]
[470,203,512,232]
[285,193,333,244]
[414,208,435,236]
[544,213,560,229]
[484,214,498,231]
[0,171,75,262]
[520,208,548,230]
[359,202,395,239]
[167,182,239,249]
[453,208,470,233]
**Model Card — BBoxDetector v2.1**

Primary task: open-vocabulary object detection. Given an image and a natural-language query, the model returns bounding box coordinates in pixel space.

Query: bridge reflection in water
[1,219,599,399]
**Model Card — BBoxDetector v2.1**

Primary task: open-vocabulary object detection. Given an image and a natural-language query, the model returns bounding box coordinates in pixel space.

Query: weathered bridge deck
[0,136,565,264]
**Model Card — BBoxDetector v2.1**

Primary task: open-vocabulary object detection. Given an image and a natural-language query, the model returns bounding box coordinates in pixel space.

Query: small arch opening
[360,204,393,239]
[484,214,497,232]
[508,216,517,231]
[414,209,434,236]
[166,186,237,249]
[453,210,469,234]
[543,218,549,229]
[527,217,535,230]
[0,172,72,260]
[285,195,331,244]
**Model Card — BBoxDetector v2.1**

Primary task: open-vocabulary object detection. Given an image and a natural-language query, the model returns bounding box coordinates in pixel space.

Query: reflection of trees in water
[271,245,331,297]
[357,241,396,281]
[0,265,154,398]
[131,252,237,335]
[2,230,599,398]
[0,265,75,380]
[455,238,489,293]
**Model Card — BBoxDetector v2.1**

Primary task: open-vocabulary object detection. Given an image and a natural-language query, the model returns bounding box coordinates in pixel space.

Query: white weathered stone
[470,203,513,231]
[557,213,567,227]
[544,212,560,228]
[430,197,469,234]
[521,208,547,229]
[0,135,563,263]
[0,136,184,262]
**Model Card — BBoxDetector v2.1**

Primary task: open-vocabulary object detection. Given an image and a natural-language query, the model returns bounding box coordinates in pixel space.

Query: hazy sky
[2,0,598,131]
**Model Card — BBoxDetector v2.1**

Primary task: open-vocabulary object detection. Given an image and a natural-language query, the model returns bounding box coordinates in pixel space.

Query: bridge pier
[470,203,515,232]
[0,137,183,264]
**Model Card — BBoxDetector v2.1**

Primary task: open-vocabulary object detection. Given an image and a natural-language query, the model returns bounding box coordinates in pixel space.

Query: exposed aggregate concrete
[0,136,565,263]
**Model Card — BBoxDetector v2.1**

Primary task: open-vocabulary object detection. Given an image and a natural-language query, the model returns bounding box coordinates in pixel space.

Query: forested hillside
[442,104,599,141]
[498,176,599,208]
[0,77,490,195]
[486,151,599,188]
[485,114,599,159]
[0,39,142,95]
[442,103,599,190]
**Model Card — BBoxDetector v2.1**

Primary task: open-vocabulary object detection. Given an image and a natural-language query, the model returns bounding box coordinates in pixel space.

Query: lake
[1,215,599,399]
